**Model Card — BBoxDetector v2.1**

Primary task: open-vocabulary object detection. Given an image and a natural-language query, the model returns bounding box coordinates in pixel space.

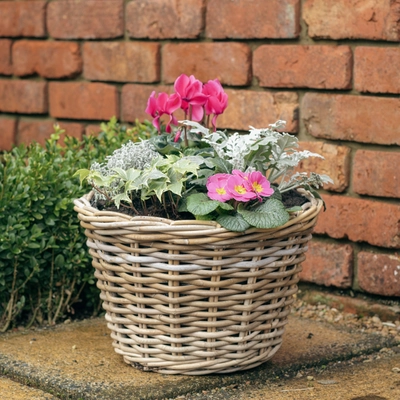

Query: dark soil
[281,189,309,208]
[92,189,308,220]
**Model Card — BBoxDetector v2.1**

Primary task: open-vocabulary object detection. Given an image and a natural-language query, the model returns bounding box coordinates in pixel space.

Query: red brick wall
[0,0,399,297]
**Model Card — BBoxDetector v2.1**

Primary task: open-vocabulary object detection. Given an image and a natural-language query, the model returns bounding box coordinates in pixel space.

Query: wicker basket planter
[74,191,323,375]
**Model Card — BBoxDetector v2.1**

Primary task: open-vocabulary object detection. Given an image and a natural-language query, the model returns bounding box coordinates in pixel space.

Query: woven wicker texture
[74,192,323,375]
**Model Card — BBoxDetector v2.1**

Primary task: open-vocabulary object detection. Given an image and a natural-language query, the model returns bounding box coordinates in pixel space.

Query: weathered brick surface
[354,47,400,94]
[17,120,84,147]
[13,41,82,79]
[0,118,16,151]
[83,42,160,83]
[303,0,400,42]
[353,150,400,199]
[206,0,300,39]
[0,40,12,75]
[302,93,400,145]
[358,251,400,297]
[126,0,204,39]
[300,241,353,288]
[49,82,119,121]
[47,0,124,39]
[297,142,350,192]
[163,43,251,86]
[254,45,352,89]
[0,80,47,114]
[0,1,46,37]
[218,90,298,133]
[315,194,400,249]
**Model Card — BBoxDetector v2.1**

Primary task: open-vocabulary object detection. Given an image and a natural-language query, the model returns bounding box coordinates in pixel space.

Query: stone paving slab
[0,376,58,400]
[0,317,397,400]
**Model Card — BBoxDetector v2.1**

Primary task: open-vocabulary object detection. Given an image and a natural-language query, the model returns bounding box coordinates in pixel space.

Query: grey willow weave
[74,191,323,375]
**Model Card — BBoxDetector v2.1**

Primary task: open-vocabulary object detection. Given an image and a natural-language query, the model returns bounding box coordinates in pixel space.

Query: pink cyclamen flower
[174,74,208,121]
[145,91,182,133]
[203,79,228,130]
[226,174,256,202]
[206,174,232,202]
[247,171,274,199]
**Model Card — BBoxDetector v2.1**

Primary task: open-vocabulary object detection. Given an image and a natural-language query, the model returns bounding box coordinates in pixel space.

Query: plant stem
[184,110,189,147]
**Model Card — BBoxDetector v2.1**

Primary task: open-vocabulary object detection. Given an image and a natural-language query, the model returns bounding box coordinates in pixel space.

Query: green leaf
[113,192,132,208]
[186,193,220,216]
[55,254,65,268]
[73,169,90,184]
[239,198,289,229]
[27,243,41,249]
[286,206,303,212]
[217,213,251,232]
[217,202,234,211]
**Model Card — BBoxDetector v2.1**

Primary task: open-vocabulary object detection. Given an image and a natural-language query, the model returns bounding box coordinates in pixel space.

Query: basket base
[108,318,288,375]
[121,342,283,375]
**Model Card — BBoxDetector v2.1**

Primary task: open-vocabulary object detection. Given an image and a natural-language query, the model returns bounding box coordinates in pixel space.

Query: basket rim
[74,189,324,236]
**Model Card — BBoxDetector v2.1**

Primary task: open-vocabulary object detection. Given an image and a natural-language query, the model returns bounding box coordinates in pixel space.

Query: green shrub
[0,118,155,331]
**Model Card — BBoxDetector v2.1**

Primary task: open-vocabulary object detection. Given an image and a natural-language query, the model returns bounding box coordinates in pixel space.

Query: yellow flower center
[234,185,247,194]
[216,188,226,195]
[252,182,263,193]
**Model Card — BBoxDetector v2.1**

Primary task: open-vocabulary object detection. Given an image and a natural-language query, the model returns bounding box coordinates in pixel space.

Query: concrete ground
[0,296,399,400]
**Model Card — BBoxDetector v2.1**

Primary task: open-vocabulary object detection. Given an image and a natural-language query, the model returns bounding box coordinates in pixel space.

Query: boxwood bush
[0,118,154,331]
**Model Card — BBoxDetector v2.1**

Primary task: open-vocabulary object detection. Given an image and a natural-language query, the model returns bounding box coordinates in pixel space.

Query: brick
[0,1,46,38]
[254,45,352,89]
[315,194,400,249]
[353,150,400,199]
[0,39,12,75]
[17,120,84,147]
[354,47,400,94]
[0,118,16,151]
[299,241,353,288]
[13,41,82,79]
[83,42,160,83]
[163,43,251,86]
[126,0,204,39]
[302,93,400,146]
[218,90,298,133]
[47,0,123,39]
[358,251,400,297]
[297,142,351,192]
[49,82,119,121]
[303,0,400,42]
[206,0,300,39]
[0,80,47,114]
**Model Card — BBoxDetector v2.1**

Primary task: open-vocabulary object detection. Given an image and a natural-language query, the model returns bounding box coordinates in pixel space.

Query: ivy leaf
[73,169,90,185]
[239,198,289,229]
[217,213,251,232]
[172,156,203,176]
[186,193,220,216]
[113,192,132,208]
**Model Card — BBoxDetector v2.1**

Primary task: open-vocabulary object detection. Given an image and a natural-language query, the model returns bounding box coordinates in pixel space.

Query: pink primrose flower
[247,171,274,199]
[145,91,182,133]
[203,79,228,130]
[226,174,256,202]
[232,169,247,179]
[174,74,208,121]
[206,174,232,202]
